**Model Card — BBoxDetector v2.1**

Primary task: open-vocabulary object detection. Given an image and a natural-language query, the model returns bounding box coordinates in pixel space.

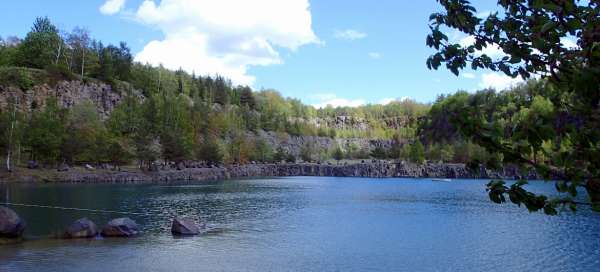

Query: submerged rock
[171,217,203,236]
[101,218,139,237]
[0,207,26,238]
[65,218,98,238]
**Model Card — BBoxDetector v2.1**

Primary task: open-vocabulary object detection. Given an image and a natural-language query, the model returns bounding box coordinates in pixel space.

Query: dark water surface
[0,177,599,272]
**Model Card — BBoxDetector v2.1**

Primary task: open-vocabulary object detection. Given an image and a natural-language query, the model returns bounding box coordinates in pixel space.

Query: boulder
[0,207,26,238]
[65,218,98,238]
[101,218,139,237]
[171,217,203,236]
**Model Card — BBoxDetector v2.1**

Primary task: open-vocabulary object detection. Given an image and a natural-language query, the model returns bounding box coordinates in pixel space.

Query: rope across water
[3,202,152,216]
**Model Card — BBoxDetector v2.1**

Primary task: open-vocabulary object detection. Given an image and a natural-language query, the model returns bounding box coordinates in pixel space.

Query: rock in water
[101,218,139,237]
[171,217,203,236]
[65,218,98,238]
[0,207,26,238]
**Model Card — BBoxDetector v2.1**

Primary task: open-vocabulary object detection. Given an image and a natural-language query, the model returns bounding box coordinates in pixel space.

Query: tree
[370,146,388,159]
[409,141,425,164]
[252,139,273,163]
[106,137,133,170]
[332,146,344,161]
[300,142,315,162]
[61,101,106,164]
[0,36,19,66]
[196,136,223,165]
[0,98,24,171]
[16,17,63,69]
[67,27,91,77]
[427,0,600,213]
[440,144,455,163]
[25,98,65,165]
[239,86,256,110]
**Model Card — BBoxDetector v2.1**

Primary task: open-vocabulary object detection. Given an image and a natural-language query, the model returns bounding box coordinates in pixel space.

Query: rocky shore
[0,161,537,184]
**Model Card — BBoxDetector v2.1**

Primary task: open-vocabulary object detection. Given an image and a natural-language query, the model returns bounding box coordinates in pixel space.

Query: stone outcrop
[4,162,540,184]
[255,130,392,158]
[171,217,203,236]
[0,80,143,119]
[0,207,26,238]
[65,218,98,239]
[101,218,139,237]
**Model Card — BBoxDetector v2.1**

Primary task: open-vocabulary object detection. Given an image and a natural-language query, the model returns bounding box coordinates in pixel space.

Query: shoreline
[0,162,537,184]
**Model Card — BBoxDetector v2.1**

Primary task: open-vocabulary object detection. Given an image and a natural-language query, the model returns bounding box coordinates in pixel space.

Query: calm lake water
[0,177,599,272]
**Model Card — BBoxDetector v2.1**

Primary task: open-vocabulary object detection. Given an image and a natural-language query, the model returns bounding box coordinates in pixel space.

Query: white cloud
[333,29,367,40]
[104,0,319,86]
[459,36,505,58]
[462,72,476,79]
[479,73,523,90]
[368,52,382,59]
[378,97,410,105]
[379,98,395,105]
[100,0,126,15]
[311,93,366,108]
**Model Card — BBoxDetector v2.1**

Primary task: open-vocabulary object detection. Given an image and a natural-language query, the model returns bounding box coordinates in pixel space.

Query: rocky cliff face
[254,130,392,158]
[10,162,537,184]
[0,80,142,119]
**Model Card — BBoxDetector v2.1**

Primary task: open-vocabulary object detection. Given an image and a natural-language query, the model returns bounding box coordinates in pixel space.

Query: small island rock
[101,217,139,237]
[171,217,203,236]
[65,218,98,238]
[0,207,26,238]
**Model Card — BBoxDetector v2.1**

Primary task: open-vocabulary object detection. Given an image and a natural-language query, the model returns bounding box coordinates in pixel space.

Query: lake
[1,177,599,272]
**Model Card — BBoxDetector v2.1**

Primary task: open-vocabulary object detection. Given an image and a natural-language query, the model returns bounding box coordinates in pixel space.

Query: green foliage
[370,146,388,159]
[196,136,223,165]
[25,98,65,164]
[252,139,274,162]
[332,146,344,161]
[0,67,35,89]
[274,147,295,163]
[61,101,107,164]
[408,141,425,164]
[428,0,600,213]
[16,17,62,69]
[299,142,315,162]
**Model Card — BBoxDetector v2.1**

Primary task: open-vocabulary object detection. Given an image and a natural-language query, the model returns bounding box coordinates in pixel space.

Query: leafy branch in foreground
[427,0,600,214]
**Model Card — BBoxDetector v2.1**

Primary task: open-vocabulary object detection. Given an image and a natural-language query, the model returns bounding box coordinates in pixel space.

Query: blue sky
[0,0,519,106]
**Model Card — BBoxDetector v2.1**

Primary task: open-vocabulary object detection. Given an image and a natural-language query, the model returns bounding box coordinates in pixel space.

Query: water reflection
[1,178,599,272]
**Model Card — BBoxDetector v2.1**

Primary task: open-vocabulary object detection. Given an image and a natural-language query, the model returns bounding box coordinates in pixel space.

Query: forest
[0,17,556,172]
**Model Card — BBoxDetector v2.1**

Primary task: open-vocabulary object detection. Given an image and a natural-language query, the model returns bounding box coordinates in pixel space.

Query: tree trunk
[6,117,14,172]
[81,49,85,78]
[55,42,62,65]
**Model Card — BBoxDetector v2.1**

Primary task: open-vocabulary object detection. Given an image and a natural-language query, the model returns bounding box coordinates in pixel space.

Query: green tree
[300,142,315,162]
[370,146,388,159]
[252,139,273,162]
[106,137,134,170]
[440,144,454,163]
[0,98,24,171]
[196,136,223,165]
[61,101,106,164]
[16,17,63,69]
[427,0,600,213]
[409,141,425,164]
[332,146,344,161]
[25,98,65,165]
